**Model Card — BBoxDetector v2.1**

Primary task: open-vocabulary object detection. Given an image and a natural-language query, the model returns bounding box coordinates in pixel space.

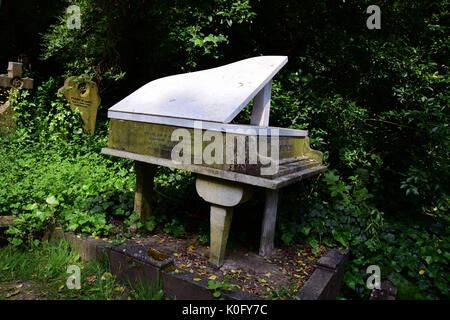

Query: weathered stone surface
[0,62,34,89]
[53,229,347,300]
[196,176,253,267]
[251,81,272,126]
[51,229,108,261]
[110,242,173,269]
[316,248,347,270]
[58,77,100,135]
[55,229,260,300]
[108,111,307,136]
[209,205,233,267]
[0,215,17,229]
[297,249,349,300]
[0,101,16,135]
[102,147,327,189]
[196,176,253,207]
[107,119,322,177]
[259,189,279,256]
[369,280,398,300]
[134,161,157,222]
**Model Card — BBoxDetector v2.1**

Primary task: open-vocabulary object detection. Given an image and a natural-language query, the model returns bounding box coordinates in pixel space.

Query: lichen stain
[147,248,169,261]
[163,265,177,273]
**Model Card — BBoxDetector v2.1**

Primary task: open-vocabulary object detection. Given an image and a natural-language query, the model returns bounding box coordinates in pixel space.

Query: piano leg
[259,189,279,256]
[210,205,233,267]
[134,161,157,222]
[195,175,253,267]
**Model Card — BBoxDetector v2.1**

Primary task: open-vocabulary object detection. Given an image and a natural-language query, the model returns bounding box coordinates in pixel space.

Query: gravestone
[103,56,327,267]
[58,77,101,135]
[0,62,34,134]
[0,62,34,89]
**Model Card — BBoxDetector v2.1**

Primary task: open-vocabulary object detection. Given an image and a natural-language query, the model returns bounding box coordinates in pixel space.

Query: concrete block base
[296,249,350,300]
[52,229,349,300]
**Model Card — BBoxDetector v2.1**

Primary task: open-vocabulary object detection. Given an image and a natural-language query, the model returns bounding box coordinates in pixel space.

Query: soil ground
[0,281,44,300]
[120,231,327,298]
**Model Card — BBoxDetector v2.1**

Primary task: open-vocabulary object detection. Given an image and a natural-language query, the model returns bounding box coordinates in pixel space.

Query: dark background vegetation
[0,0,448,299]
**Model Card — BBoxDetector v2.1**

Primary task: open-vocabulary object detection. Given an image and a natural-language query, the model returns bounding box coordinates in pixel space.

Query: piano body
[102,56,326,267]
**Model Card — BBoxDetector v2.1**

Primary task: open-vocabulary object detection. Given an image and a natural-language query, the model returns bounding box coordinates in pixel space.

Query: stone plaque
[59,77,100,135]
[0,101,16,135]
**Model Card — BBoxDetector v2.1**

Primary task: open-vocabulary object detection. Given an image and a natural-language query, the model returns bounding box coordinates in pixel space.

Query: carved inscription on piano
[108,119,316,177]
[146,129,175,159]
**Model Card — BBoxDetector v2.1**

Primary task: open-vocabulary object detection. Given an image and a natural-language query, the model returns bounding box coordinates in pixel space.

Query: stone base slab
[52,229,349,300]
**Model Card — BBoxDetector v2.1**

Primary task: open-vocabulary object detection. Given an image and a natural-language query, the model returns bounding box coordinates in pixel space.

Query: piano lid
[108,56,288,124]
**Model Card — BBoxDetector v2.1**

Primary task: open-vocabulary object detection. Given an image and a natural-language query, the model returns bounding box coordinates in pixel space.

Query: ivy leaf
[46,195,59,207]
[300,225,311,236]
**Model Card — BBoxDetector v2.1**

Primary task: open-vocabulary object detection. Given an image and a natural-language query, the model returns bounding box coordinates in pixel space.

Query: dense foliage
[0,0,448,299]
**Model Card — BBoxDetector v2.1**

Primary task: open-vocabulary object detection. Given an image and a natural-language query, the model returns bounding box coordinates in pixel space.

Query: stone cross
[58,77,101,135]
[0,62,34,134]
[0,62,34,89]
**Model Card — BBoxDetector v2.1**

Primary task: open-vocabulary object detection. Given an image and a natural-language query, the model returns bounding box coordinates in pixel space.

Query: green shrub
[1,0,448,300]
[6,196,58,248]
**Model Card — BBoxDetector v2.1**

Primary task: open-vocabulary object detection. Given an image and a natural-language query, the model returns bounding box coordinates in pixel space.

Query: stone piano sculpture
[102,56,326,267]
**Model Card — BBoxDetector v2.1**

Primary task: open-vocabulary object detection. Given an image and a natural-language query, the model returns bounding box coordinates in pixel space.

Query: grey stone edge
[51,229,349,300]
